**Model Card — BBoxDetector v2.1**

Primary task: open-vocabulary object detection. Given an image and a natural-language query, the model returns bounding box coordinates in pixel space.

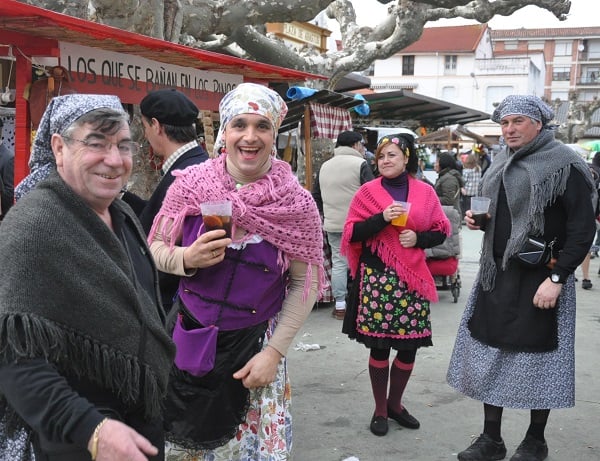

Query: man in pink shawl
[341,133,450,437]
[148,83,324,460]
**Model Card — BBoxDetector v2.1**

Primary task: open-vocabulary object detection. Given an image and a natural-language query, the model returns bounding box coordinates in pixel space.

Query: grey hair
[61,108,130,138]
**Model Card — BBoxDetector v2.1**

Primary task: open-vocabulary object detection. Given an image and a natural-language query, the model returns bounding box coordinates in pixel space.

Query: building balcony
[578,76,600,85]
[581,52,600,62]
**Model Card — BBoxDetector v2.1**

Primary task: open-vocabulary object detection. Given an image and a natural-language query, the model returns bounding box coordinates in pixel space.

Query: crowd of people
[0,89,597,461]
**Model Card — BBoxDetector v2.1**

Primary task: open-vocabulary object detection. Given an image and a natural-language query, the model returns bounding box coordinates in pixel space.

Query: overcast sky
[351,0,595,29]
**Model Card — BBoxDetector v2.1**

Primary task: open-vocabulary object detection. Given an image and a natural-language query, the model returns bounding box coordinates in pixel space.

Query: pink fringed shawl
[341,176,450,301]
[148,154,325,299]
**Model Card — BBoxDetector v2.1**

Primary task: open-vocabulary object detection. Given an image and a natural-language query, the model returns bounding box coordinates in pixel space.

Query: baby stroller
[426,205,462,303]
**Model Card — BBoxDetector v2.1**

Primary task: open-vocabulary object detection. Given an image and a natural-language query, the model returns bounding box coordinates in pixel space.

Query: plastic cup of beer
[200,200,232,238]
[391,201,411,227]
[470,196,491,227]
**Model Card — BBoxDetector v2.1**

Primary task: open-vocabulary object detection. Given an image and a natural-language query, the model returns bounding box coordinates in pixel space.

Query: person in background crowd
[0,118,14,219]
[577,153,600,288]
[475,144,492,175]
[0,94,175,461]
[148,83,324,460]
[312,130,374,319]
[448,95,596,461]
[121,88,208,312]
[341,133,450,437]
[460,153,482,222]
[434,152,464,216]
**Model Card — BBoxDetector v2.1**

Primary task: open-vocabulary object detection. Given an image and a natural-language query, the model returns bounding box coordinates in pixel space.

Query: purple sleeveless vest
[178,215,288,330]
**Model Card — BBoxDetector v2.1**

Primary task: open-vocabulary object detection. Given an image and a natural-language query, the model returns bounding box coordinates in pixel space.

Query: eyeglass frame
[61,134,140,157]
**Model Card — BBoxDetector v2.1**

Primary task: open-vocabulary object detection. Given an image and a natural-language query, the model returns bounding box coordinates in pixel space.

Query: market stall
[0,0,323,185]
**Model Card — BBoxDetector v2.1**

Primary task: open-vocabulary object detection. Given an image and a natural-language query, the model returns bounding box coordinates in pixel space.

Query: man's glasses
[62,135,140,157]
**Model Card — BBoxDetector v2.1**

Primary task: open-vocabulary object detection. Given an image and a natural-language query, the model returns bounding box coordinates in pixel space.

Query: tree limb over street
[19,0,571,88]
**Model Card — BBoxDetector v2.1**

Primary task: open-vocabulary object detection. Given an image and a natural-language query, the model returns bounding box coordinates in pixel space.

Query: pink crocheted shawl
[148,153,325,299]
[341,176,450,301]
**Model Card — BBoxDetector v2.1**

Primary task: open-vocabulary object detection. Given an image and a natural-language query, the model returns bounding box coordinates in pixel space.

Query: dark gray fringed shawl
[479,129,595,291]
[0,172,175,423]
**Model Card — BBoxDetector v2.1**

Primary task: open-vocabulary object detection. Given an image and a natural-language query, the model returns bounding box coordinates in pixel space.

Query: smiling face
[500,114,542,150]
[376,142,409,179]
[223,113,275,176]
[53,123,132,214]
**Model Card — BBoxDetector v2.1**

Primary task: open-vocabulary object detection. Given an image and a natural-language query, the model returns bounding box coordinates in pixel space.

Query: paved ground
[287,227,600,461]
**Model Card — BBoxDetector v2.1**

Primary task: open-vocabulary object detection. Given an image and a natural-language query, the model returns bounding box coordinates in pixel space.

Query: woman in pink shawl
[341,133,450,437]
[148,83,324,460]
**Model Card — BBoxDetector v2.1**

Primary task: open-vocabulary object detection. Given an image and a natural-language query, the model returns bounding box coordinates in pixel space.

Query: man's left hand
[533,277,562,309]
[232,346,282,389]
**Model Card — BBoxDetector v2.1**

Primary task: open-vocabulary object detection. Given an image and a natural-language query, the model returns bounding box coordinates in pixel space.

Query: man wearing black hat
[122,88,209,311]
[312,130,374,320]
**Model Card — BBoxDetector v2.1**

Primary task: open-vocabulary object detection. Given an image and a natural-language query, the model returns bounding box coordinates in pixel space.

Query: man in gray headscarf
[447,95,596,461]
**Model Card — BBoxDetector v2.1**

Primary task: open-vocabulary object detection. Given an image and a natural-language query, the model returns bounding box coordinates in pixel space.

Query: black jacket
[122,144,209,309]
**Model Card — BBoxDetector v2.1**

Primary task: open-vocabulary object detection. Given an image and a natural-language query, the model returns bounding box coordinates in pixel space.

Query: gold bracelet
[90,418,109,461]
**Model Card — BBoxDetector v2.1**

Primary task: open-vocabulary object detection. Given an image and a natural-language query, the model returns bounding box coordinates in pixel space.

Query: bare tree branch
[21,0,571,90]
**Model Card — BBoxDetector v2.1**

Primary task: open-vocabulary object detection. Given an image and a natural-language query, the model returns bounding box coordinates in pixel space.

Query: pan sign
[59,42,243,109]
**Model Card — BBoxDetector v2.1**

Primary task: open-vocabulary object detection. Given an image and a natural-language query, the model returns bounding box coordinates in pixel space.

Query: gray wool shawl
[0,171,175,420]
[479,129,595,290]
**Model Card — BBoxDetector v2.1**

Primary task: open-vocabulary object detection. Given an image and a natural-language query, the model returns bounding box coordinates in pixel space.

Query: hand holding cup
[391,201,411,227]
[469,196,491,228]
[200,200,232,239]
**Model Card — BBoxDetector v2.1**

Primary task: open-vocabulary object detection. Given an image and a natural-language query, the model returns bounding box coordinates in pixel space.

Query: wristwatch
[550,273,564,284]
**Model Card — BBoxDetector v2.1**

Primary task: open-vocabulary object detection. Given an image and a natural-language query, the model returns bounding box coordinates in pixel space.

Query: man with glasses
[0,94,175,461]
[122,88,208,312]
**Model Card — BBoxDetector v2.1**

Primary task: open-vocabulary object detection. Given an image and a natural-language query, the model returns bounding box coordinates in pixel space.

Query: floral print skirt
[165,319,292,461]
[345,263,433,350]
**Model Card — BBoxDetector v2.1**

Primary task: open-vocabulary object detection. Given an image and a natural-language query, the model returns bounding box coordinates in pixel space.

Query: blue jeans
[326,232,348,305]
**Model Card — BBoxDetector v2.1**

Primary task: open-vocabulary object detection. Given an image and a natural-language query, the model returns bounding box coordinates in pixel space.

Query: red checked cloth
[309,102,352,139]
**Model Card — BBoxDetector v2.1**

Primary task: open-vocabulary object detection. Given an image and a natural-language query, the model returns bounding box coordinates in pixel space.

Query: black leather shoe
[387,405,420,429]
[458,433,507,461]
[369,415,388,436]
[509,435,548,461]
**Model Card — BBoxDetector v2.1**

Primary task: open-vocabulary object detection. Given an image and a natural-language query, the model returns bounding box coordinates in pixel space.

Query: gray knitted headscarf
[14,94,124,200]
[492,95,554,126]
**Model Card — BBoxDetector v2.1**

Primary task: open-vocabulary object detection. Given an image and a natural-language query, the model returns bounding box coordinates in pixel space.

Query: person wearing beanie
[448,95,596,461]
[312,130,374,319]
[122,88,209,312]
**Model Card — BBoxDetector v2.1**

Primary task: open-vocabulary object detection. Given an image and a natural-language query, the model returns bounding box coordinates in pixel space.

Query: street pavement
[288,227,600,461]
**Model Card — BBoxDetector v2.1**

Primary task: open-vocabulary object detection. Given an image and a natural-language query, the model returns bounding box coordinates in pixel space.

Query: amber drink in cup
[391,201,411,227]
[470,196,491,227]
[200,200,232,238]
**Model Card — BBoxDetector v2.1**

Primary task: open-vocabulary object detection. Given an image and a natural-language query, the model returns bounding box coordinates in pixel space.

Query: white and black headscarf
[14,94,124,200]
[491,95,554,127]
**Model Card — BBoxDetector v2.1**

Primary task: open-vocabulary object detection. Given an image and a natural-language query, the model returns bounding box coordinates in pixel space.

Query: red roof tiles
[400,24,488,53]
